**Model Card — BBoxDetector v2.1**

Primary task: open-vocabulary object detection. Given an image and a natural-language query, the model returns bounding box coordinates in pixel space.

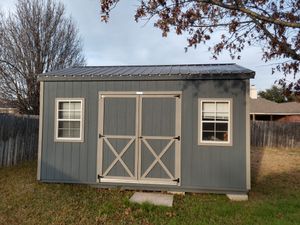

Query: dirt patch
[251,147,300,182]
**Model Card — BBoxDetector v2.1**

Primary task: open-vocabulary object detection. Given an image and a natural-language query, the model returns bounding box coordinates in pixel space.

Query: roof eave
[38,72,255,81]
[250,112,300,115]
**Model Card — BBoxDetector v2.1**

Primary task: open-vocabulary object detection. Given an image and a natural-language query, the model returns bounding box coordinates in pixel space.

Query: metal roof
[38,63,255,81]
[250,97,300,114]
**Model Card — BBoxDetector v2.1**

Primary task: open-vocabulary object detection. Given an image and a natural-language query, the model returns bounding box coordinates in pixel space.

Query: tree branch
[0,59,26,76]
[199,0,300,28]
[253,19,300,61]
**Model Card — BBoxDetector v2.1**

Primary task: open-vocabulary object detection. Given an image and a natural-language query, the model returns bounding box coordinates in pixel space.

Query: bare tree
[0,0,86,114]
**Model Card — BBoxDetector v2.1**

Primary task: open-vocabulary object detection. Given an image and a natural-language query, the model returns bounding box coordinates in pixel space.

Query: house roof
[250,97,300,115]
[0,99,16,109]
[38,63,255,81]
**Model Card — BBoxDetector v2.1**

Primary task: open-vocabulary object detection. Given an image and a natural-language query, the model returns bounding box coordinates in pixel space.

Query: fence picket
[0,114,38,167]
[251,121,300,149]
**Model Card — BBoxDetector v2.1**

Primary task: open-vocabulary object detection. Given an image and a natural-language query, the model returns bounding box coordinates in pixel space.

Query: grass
[0,148,300,225]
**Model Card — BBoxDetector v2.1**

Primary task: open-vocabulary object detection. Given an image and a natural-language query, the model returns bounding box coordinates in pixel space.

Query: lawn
[0,148,299,225]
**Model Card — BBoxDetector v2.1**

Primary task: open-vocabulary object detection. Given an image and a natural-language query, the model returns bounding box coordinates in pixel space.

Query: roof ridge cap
[71,63,237,68]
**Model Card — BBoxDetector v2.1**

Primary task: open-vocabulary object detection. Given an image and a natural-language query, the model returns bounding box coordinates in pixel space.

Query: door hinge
[173,136,180,141]
[98,174,103,182]
[173,178,180,183]
[99,134,105,138]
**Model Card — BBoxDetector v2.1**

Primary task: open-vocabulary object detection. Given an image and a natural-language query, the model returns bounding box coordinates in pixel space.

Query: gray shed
[37,63,255,194]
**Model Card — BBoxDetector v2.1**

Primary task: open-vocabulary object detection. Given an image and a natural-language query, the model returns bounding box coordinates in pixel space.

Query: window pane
[203,122,214,131]
[70,129,80,138]
[59,121,70,129]
[216,102,229,112]
[70,110,81,119]
[202,102,215,112]
[59,121,80,129]
[202,132,215,141]
[58,129,69,138]
[216,123,228,131]
[58,121,80,129]
[202,112,215,121]
[70,102,81,110]
[58,111,70,119]
[70,121,80,129]
[216,112,228,121]
[216,132,228,141]
[59,102,69,110]
[58,122,80,138]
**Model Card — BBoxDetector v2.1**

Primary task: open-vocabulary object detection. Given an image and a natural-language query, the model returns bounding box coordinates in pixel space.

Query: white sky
[0,0,295,91]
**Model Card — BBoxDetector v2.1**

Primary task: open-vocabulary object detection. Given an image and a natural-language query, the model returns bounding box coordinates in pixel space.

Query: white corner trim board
[37,81,44,181]
[246,81,251,190]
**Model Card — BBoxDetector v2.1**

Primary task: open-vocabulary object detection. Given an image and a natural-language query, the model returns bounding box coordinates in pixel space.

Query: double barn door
[97,92,181,185]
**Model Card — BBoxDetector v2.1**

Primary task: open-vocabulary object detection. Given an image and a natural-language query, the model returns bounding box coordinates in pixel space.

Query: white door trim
[96,91,182,186]
[97,94,138,180]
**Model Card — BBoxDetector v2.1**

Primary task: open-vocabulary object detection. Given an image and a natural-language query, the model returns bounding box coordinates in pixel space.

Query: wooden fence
[1,115,299,167]
[0,114,38,167]
[251,120,300,149]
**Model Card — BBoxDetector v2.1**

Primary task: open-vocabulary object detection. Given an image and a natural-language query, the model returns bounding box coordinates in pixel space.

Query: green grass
[0,150,300,225]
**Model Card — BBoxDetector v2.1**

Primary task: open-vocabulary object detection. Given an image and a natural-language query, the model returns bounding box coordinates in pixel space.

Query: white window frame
[198,98,233,146]
[54,98,84,142]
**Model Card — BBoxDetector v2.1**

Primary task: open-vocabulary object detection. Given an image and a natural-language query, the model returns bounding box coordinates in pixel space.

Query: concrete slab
[167,191,185,196]
[226,194,248,201]
[130,192,173,207]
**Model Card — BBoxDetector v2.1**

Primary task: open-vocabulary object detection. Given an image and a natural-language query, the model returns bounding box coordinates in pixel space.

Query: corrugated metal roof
[38,63,255,81]
[250,97,300,114]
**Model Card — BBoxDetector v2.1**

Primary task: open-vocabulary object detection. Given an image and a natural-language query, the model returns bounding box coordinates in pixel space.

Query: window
[198,99,232,145]
[55,98,84,142]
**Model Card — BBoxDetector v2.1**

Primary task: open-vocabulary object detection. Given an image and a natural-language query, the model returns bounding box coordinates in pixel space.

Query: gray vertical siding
[41,79,247,192]
[190,80,246,189]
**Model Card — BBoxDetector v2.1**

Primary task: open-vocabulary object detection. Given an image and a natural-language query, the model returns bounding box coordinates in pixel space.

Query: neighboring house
[250,86,300,122]
[0,99,18,114]
[37,64,255,195]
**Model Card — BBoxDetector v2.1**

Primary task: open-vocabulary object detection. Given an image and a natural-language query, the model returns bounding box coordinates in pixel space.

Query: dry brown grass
[0,148,299,225]
[252,147,300,181]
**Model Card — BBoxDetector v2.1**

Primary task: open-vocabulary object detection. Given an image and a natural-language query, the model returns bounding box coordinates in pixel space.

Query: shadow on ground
[250,147,300,198]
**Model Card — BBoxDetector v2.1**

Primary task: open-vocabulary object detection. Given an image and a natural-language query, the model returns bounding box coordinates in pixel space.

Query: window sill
[198,141,233,147]
[54,138,84,143]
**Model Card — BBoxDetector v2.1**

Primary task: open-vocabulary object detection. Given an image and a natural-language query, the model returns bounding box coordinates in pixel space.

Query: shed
[37,63,255,194]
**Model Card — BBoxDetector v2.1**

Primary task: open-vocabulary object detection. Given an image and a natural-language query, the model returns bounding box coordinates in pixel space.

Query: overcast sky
[0,0,293,90]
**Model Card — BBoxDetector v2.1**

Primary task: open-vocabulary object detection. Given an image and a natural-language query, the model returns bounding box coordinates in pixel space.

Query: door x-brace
[102,137,135,178]
[141,138,176,180]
